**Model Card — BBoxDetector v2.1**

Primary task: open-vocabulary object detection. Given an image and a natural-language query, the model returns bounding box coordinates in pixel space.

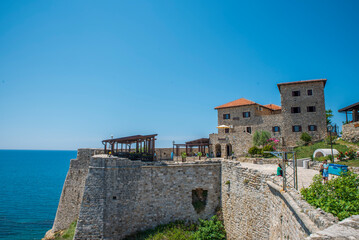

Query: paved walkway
[240,162,318,189]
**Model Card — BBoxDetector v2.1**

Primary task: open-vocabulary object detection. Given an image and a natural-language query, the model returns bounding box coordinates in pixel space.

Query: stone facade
[342,122,359,143]
[210,80,327,156]
[73,155,221,239]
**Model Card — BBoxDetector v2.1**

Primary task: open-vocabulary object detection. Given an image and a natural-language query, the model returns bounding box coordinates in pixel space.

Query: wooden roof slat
[338,102,359,112]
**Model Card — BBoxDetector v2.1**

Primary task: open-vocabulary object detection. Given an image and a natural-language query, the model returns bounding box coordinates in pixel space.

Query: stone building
[209,79,327,157]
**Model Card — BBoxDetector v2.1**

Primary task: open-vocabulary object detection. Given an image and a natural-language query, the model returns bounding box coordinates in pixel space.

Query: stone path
[240,162,318,189]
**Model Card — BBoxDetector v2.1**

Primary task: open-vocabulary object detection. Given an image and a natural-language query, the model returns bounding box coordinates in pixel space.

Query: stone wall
[221,160,337,240]
[342,122,359,143]
[73,156,221,239]
[52,148,103,232]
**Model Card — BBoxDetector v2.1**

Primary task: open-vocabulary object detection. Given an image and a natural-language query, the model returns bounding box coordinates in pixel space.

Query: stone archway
[215,144,222,157]
[226,143,232,158]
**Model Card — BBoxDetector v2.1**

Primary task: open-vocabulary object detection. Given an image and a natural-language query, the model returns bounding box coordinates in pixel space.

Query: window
[307,89,313,96]
[292,91,300,96]
[223,114,230,119]
[272,126,280,132]
[246,127,252,134]
[308,125,317,131]
[291,107,301,113]
[307,106,316,112]
[243,112,251,118]
[225,128,229,133]
[292,125,302,132]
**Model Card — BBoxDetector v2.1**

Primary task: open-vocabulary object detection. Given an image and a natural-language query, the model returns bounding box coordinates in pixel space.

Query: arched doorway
[226,144,232,158]
[215,144,221,157]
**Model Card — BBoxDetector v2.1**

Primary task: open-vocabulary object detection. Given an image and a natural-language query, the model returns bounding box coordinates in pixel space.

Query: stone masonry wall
[74,156,221,240]
[221,160,337,240]
[280,82,327,146]
[342,122,359,143]
[52,148,103,232]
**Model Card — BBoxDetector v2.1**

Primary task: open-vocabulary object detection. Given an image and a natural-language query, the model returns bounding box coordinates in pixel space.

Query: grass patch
[339,159,359,167]
[124,216,225,240]
[294,141,349,159]
[54,221,77,240]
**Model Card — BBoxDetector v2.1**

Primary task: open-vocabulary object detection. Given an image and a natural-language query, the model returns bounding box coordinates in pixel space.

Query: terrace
[102,134,157,161]
[339,102,359,124]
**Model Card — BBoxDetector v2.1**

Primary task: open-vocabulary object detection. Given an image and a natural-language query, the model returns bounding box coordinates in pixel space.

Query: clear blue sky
[0,0,358,150]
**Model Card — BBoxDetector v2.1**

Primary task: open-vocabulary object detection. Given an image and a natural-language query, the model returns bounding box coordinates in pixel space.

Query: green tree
[253,130,271,147]
[326,109,334,125]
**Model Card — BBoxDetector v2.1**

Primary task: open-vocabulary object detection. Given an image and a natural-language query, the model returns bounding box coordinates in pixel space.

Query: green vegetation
[294,141,349,159]
[300,132,312,145]
[124,216,226,240]
[301,172,359,220]
[248,146,261,155]
[253,130,271,147]
[326,109,334,125]
[262,145,274,158]
[54,221,77,240]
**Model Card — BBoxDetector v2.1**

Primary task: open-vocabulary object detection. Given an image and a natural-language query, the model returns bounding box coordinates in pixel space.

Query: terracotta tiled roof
[214,98,256,109]
[263,104,281,110]
[277,79,327,91]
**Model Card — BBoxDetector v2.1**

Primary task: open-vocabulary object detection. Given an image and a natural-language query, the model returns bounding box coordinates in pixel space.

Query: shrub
[338,151,346,161]
[191,216,226,240]
[301,171,359,220]
[248,146,261,155]
[267,138,280,150]
[181,152,187,159]
[300,133,312,145]
[325,135,336,145]
[345,149,357,160]
[262,145,274,158]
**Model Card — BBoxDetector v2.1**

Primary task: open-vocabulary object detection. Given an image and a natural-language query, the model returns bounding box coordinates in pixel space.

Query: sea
[0,150,77,240]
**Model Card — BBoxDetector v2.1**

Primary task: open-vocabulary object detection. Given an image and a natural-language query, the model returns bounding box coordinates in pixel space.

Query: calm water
[0,150,77,240]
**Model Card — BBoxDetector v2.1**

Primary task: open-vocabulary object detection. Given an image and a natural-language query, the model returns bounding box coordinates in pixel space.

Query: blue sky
[0,0,358,150]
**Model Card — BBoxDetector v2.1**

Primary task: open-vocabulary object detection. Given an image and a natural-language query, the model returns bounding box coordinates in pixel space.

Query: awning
[217,125,230,129]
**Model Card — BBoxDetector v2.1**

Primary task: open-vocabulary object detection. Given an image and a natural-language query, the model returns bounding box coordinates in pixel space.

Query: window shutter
[299,126,302,132]
[272,127,275,132]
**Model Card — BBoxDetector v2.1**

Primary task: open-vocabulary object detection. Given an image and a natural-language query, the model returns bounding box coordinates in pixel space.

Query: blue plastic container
[328,164,348,176]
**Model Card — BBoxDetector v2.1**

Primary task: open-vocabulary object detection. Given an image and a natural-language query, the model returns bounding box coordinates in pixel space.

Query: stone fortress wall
[342,121,359,143]
[52,149,104,232]
[51,149,357,240]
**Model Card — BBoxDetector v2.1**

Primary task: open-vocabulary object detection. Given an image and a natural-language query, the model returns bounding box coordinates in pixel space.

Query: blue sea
[0,150,77,240]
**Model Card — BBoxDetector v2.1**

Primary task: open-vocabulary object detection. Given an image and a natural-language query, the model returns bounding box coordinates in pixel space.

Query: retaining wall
[221,160,337,240]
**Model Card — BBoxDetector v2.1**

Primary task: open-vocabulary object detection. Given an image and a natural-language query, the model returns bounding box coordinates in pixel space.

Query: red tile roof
[277,79,327,91]
[214,98,256,109]
[263,104,281,110]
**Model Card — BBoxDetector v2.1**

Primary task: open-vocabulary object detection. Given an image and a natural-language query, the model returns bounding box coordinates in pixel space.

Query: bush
[300,133,312,145]
[338,151,346,161]
[326,135,336,144]
[345,149,357,160]
[262,145,274,158]
[301,171,359,220]
[191,216,226,240]
[248,146,261,155]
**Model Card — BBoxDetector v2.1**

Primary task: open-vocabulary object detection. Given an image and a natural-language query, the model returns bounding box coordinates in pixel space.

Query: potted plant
[198,152,202,160]
[181,152,187,162]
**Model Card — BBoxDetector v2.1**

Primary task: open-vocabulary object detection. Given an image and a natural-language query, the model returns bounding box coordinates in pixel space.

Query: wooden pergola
[173,138,209,157]
[338,102,359,123]
[102,134,157,161]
